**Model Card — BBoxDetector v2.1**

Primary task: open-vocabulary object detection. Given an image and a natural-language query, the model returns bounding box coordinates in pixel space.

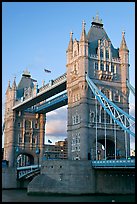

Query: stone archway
[97,138,115,160]
[16,153,34,167]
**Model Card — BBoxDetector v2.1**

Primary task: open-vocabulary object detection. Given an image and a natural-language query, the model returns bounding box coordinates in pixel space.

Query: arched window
[89,111,94,123]
[106,113,110,123]
[25,120,31,129]
[24,132,30,143]
[101,108,105,123]
[100,62,104,71]
[106,63,109,72]
[111,64,114,73]
[114,93,119,102]
[95,62,98,70]
[106,50,109,59]
[18,134,22,144]
[100,49,103,58]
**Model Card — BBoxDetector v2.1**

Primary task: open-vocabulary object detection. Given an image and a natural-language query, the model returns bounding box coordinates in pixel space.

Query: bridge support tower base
[28,160,135,195]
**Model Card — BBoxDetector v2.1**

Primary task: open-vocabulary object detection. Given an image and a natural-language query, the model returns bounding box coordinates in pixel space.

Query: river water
[2,189,135,202]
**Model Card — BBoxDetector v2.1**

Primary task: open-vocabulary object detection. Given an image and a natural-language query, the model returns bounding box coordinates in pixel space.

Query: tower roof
[87,14,119,58]
[91,13,103,27]
[16,70,34,99]
[22,69,31,77]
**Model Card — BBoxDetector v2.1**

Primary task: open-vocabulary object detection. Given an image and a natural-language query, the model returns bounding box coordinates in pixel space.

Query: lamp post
[15,146,19,167]
[35,147,40,168]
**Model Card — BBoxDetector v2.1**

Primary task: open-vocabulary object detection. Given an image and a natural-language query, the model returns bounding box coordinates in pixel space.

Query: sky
[2,2,135,149]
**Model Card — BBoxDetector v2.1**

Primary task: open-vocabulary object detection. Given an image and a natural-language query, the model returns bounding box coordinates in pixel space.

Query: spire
[92,12,103,27]
[80,20,87,42]
[8,80,11,88]
[67,31,73,52]
[12,76,16,89]
[120,31,128,51]
[22,68,31,78]
[6,80,11,93]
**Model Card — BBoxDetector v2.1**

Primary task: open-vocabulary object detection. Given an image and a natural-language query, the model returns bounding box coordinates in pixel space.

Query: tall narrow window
[114,93,119,102]
[100,49,103,58]
[106,113,110,123]
[18,134,22,144]
[25,120,31,129]
[24,133,30,143]
[106,63,109,72]
[103,90,109,99]
[106,50,109,59]
[95,62,98,70]
[100,62,104,71]
[111,64,114,73]
[101,108,105,123]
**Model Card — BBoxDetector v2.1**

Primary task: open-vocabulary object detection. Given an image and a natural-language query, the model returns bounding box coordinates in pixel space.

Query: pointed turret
[7,80,11,90]
[80,20,87,42]
[79,20,88,58]
[6,80,11,95]
[120,31,128,51]
[119,31,129,84]
[12,77,16,89]
[66,31,73,64]
[67,31,73,52]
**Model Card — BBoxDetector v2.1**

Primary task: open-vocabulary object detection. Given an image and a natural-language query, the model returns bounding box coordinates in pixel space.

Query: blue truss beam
[26,92,68,114]
[126,79,135,96]
[86,74,135,137]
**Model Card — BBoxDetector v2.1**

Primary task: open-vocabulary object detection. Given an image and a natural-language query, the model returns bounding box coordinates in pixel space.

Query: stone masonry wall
[28,160,96,194]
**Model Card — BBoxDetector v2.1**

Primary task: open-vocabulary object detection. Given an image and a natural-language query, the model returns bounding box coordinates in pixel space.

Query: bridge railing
[17,165,41,179]
[39,73,66,92]
[13,73,67,109]
[92,159,135,168]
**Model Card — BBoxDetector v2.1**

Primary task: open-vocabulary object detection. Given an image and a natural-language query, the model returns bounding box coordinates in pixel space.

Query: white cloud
[45,105,67,144]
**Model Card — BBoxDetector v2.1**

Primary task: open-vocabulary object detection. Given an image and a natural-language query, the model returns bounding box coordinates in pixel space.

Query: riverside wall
[3,160,135,194]
[27,160,135,194]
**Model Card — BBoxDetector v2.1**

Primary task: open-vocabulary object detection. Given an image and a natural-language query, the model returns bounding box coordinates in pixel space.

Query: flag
[44,69,51,73]
[48,139,52,143]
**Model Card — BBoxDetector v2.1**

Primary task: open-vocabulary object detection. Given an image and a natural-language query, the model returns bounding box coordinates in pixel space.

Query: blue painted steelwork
[34,92,67,113]
[126,79,135,96]
[17,165,41,180]
[86,74,135,137]
[25,92,68,113]
[92,159,135,168]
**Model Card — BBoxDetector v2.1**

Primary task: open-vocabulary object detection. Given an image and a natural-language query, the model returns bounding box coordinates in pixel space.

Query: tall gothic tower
[4,78,17,166]
[66,15,130,161]
[3,70,45,167]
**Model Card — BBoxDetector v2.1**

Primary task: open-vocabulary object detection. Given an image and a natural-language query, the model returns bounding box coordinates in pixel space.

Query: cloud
[45,105,67,144]
[46,120,67,136]
[46,105,67,121]
[129,103,135,117]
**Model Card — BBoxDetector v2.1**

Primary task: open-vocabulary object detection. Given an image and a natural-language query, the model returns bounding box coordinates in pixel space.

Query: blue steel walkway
[92,159,135,169]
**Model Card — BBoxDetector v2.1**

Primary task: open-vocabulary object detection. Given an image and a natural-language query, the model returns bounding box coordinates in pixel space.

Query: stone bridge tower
[3,70,45,167]
[66,15,130,161]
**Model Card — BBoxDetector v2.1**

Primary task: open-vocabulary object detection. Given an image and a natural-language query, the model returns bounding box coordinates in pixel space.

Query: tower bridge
[3,14,135,194]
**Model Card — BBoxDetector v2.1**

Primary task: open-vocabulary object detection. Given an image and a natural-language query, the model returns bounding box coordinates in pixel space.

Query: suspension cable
[95,96,98,160]
[124,116,127,159]
[104,110,107,160]
[114,109,117,160]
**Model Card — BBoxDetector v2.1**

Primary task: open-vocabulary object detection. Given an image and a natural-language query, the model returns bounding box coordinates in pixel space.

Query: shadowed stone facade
[66,15,130,161]
[3,15,133,194]
[3,70,45,167]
